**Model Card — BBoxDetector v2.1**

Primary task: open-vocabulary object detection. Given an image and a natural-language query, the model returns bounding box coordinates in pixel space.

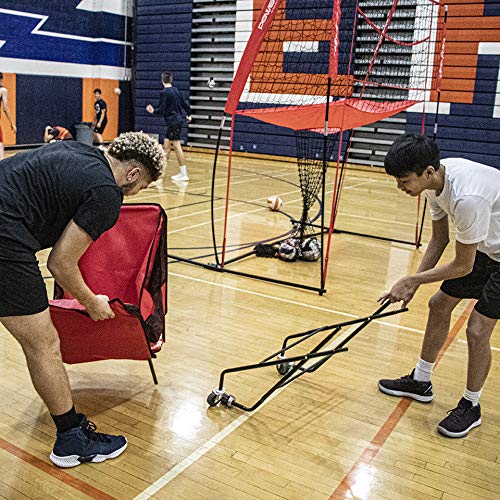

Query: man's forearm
[50,263,96,307]
[412,259,471,286]
[4,108,14,127]
[417,237,448,273]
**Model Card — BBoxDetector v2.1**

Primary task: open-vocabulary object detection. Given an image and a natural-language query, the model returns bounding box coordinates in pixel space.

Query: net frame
[196,0,447,294]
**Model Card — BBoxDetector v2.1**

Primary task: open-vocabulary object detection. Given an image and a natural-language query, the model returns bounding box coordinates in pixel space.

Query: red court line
[330,300,475,499]
[0,437,117,500]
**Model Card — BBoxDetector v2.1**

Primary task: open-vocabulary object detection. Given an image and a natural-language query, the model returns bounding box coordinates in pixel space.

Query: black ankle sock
[51,406,83,434]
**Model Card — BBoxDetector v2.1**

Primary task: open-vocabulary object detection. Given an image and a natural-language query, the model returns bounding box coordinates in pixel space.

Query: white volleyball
[266,195,283,211]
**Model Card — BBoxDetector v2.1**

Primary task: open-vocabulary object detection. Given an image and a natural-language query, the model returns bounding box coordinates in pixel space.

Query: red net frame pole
[202,0,445,294]
[221,117,236,266]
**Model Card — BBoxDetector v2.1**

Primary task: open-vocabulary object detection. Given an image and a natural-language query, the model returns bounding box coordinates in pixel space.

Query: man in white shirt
[377,134,499,438]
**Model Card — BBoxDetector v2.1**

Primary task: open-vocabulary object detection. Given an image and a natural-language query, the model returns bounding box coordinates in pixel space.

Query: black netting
[292,130,337,241]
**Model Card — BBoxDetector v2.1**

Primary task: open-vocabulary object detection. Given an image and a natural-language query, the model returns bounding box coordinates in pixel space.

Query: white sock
[179,165,187,176]
[464,388,482,407]
[413,358,434,382]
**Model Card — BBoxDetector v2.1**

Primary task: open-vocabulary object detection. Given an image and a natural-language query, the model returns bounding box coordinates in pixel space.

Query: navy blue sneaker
[50,416,127,468]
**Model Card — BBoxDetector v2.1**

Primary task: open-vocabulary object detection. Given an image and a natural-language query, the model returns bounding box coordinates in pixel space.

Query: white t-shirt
[425,158,500,262]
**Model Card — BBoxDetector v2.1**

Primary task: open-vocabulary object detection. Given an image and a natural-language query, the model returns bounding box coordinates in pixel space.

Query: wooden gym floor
[0,149,498,499]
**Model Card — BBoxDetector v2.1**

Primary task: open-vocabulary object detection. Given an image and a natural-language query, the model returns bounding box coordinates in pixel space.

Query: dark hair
[384,134,440,177]
[161,71,173,84]
[93,88,102,94]
[0,72,3,80]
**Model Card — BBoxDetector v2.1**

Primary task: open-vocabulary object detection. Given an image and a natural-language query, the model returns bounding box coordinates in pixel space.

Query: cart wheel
[220,393,235,408]
[207,390,223,407]
[277,361,294,375]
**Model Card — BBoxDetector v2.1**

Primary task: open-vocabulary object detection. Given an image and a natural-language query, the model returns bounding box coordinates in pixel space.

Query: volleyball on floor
[266,195,283,211]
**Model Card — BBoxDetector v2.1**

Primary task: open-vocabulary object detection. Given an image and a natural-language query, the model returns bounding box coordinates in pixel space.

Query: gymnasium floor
[0,150,498,499]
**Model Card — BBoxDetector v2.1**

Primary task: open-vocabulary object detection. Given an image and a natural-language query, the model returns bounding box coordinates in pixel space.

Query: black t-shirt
[153,87,191,128]
[0,141,123,261]
[94,98,108,123]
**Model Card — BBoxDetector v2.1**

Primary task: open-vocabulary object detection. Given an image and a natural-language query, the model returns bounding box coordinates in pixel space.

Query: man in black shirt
[146,71,192,182]
[92,88,108,147]
[0,132,165,467]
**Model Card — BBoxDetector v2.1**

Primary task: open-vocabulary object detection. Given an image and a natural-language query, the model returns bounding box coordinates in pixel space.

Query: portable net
[293,130,337,240]
[214,0,443,289]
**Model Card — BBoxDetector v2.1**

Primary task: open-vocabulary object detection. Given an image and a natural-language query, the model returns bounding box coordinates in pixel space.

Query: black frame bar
[209,302,407,412]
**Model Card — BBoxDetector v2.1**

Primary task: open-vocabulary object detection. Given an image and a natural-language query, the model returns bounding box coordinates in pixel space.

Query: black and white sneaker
[437,397,481,438]
[378,369,434,402]
[50,416,127,468]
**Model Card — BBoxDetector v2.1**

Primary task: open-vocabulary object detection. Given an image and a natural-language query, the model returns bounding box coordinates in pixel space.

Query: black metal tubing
[167,253,221,269]
[202,113,329,293]
[222,248,259,265]
[215,302,407,411]
[147,358,158,385]
[280,301,405,351]
[333,228,422,247]
[212,266,326,293]
[167,252,326,292]
[210,116,226,267]
[260,326,342,363]
[226,347,349,412]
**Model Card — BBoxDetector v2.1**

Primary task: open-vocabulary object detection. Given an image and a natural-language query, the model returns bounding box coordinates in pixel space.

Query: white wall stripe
[0,57,130,80]
[0,8,129,45]
[77,0,133,17]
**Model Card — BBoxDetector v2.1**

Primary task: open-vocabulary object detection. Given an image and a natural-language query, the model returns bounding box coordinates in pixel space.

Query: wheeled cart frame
[207,302,407,411]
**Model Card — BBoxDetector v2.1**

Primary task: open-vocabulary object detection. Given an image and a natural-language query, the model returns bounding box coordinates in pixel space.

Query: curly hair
[107,132,166,181]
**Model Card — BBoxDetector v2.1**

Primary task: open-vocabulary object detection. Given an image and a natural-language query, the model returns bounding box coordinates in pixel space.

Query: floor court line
[329,300,475,499]
[135,166,297,202]
[38,263,425,335]
[168,178,377,233]
[167,177,376,223]
[0,437,117,500]
[167,184,304,222]
[133,389,286,499]
[169,271,425,334]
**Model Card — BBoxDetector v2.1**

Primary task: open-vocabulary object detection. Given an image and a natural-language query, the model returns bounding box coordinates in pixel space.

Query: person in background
[44,125,74,143]
[0,72,17,160]
[146,70,192,182]
[92,88,108,147]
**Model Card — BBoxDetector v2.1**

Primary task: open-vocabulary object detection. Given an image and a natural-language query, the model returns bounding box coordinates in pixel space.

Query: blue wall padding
[16,75,82,144]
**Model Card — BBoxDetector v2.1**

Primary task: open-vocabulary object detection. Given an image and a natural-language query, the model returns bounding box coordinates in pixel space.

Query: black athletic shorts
[166,123,182,141]
[0,257,49,316]
[94,119,107,134]
[441,251,500,320]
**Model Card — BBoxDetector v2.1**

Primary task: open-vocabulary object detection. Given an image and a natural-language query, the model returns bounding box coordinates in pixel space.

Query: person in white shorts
[378,134,499,438]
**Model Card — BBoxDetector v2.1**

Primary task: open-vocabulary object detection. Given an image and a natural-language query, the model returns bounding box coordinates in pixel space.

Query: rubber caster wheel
[277,361,294,375]
[220,393,235,408]
[207,390,223,407]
